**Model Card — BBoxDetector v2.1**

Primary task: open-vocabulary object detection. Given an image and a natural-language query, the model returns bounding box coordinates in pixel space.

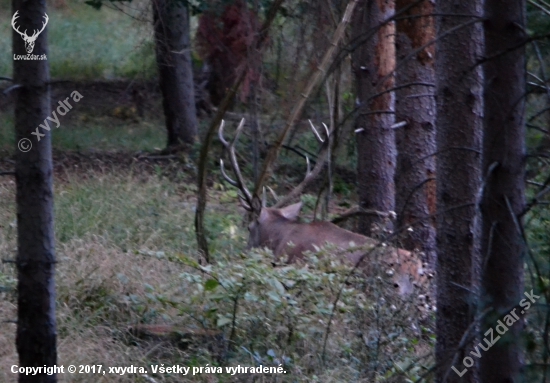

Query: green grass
[51,119,166,152]
[0,111,167,153]
[0,0,156,80]
[0,168,432,382]
[0,113,15,149]
[53,172,246,254]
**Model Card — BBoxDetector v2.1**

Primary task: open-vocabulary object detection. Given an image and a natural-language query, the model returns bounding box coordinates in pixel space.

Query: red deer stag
[219,119,426,296]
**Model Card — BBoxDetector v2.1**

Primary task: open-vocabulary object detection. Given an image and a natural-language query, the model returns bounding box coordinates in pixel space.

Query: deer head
[12,11,49,54]
[218,118,318,249]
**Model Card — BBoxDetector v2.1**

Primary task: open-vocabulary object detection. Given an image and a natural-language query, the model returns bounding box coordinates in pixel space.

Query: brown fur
[251,203,426,295]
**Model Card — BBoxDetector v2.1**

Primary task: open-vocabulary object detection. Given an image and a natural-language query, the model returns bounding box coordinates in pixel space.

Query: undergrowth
[0,169,434,382]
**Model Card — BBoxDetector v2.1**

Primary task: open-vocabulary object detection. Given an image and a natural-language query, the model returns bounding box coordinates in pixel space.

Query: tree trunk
[152,0,197,150]
[394,0,436,268]
[352,0,396,236]
[434,1,483,382]
[479,1,526,381]
[12,0,58,381]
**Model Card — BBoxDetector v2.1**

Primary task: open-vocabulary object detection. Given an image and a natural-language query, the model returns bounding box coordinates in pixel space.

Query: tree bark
[12,0,58,381]
[152,0,197,150]
[394,0,436,268]
[479,0,526,381]
[434,1,483,382]
[352,0,396,236]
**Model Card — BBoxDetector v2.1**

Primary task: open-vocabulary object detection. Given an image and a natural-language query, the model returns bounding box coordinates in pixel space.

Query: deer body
[253,203,425,296]
[254,203,374,263]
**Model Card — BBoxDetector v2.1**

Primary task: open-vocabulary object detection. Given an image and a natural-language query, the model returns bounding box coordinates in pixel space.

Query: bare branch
[528,0,550,17]
[391,121,408,129]
[331,206,390,225]
[273,151,325,209]
[2,84,23,96]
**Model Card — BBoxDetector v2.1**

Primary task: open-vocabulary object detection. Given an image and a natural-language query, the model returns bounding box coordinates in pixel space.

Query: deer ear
[280,202,302,221]
[258,207,270,223]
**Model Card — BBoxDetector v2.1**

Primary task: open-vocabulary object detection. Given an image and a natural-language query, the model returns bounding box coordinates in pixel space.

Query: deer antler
[11,11,49,53]
[219,118,331,211]
[11,11,48,39]
[11,11,25,37]
[32,13,49,39]
[219,119,254,210]
[308,119,329,143]
[272,121,331,209]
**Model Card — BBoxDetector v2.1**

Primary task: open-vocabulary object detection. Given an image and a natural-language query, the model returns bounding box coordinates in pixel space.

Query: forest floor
[0,81,434,382]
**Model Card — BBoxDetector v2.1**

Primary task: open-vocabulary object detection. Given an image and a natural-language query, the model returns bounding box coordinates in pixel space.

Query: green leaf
[269,277,286,295]
[204,279,219,291]
[267,291,281,303]
[217,316,232,327]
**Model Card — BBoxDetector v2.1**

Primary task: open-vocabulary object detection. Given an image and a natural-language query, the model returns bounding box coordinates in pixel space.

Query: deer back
[253,203,425,295]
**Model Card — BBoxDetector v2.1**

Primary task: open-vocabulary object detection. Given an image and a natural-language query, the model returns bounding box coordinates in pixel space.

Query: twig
[528,0,550,17]
[281,145,318,163]
[397,178,436,221]
[273,140,330,208]
[365,82,435,104]
[331,206,390,224]
[2,84,23,96]
[474,31,550,70]
[411,146,482,168]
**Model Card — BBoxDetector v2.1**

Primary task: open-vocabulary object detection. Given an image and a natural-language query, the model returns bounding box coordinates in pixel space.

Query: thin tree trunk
[434,0,483,381]
[12,0,57,381]
[152,0,197,150]
[352,0,396,236]
[194,0,285,260]
[479,0,526,381]
[394,0,436,268]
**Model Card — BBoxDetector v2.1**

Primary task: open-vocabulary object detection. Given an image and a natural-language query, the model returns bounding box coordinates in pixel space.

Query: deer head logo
[11,11,49,54]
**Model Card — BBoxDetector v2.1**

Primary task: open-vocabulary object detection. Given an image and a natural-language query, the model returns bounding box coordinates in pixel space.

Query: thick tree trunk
[152,0,197,150]
[434,1,483,382]
[394,0,437,268]
[12,0,58,382]
[479,1,526,381]
[395,0,436,269]
[352,0,396,236]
